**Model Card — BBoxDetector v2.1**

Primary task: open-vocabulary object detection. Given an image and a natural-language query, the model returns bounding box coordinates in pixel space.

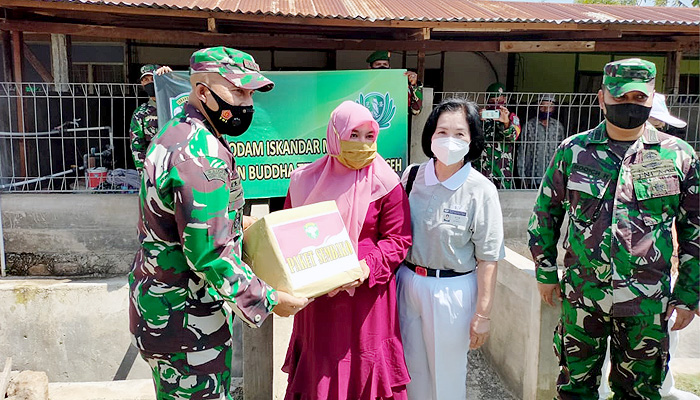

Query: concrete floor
[49,378,244,400]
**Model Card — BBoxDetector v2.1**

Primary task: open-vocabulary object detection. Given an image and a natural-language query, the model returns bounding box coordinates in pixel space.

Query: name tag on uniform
[631,159,679,200]
[442,208,468,228]
[567,164,611,198]
[630,159,676,180]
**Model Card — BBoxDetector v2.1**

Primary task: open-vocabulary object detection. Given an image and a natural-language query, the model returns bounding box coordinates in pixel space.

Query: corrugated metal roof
[30,0,700,25]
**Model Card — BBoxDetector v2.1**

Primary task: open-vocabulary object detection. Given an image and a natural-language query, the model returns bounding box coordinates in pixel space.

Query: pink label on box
[271,211,356,283]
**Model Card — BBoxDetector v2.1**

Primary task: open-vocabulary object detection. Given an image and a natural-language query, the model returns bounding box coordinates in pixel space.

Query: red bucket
[87,167,108,189]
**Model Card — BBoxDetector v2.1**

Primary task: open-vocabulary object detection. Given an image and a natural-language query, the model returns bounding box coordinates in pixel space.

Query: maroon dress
[282,184,412,400]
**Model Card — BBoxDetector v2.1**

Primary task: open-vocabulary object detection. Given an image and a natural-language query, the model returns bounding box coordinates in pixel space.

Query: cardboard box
[242,201,364,298]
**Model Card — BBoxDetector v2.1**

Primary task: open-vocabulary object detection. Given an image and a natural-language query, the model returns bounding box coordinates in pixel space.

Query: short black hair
[421,98,485,163]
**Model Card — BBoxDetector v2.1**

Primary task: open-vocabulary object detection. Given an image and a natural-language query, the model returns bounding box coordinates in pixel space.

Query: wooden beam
[665,51,682,95]
[500,41,595,52]
[10,30,26,177]
[515,30,623,40]
[417,50,425,83]
[405,28,430,41]
[3,0,699,33]
[2,19,696,55]
[595,41,695,52]
[0,19,500,52]
[23,42,54,83]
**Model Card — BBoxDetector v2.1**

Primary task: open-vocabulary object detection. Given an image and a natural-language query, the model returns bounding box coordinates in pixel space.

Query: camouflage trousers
[553,300,669,400]
[141,340,233,400]
[476,148,515,189]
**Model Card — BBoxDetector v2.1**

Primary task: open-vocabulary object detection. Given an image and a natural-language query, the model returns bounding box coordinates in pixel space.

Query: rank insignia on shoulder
[204,168,228,182]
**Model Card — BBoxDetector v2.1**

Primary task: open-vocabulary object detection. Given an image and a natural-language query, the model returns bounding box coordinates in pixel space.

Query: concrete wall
[484,248,559,400]
[443,52,508,93]
[1,194,139,276]
[0,277,152,382]
[0,276,248,383]
[409,87,433,166]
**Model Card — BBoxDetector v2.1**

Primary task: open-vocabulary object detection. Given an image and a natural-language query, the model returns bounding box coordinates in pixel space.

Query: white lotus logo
[304,223,319,239]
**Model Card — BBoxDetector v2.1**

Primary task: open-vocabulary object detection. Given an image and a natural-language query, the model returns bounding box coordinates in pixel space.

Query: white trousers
[396,264,478,400]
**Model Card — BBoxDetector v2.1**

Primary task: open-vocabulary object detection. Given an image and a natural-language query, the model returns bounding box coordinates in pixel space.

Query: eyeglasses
[605,64,653,81]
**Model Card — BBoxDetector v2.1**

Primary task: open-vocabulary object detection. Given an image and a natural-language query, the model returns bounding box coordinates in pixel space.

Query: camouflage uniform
[529,58,699,400]
[366,50,423,116]
[129,47,277,399]
[475,115,521,189]
[130,64,160,170]
[129,99,159,170]
[409,82,423,116]
[529,111,699,398]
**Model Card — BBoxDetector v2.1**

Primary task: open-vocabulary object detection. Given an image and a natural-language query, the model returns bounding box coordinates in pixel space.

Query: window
[577,72,603,93]
[71,63,124,83]
[679,75,699,95]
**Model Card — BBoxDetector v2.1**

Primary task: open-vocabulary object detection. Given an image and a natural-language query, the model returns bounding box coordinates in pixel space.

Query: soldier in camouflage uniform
[129,47,310,400]
[366,50,423,115]
[129,64,172,170]
[528,58,699,400]
[475,82,521,189]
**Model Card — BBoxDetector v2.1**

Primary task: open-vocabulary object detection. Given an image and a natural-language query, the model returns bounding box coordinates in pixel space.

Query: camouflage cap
[139,64,159,80]
[190,47,274,92]
[603,58,656,97]
[366,51,391,65]
[486,82,505,94]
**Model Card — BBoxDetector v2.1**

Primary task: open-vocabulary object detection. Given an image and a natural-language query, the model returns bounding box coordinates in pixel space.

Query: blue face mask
[538,111,552,120]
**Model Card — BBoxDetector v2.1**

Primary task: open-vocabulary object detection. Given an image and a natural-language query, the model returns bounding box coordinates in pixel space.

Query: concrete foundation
[485,247,559,400]
[2,191,698,399]
[1,194,139,276]
[0,277,151,382]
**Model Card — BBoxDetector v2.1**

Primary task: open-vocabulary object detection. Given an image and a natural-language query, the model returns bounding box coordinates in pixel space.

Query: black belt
[404,261,472,278]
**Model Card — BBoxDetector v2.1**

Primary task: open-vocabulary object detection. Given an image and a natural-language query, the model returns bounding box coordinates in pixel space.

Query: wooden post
[417,50,425,84]
[51,34,70,91]
[665,51,682,95]
[1,31,12,82]
[242,301,274,399]
[242,205,274,400]
[11,30,26,178]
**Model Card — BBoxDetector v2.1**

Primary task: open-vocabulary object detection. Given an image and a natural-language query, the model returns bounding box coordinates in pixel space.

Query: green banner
[155,70,408,199]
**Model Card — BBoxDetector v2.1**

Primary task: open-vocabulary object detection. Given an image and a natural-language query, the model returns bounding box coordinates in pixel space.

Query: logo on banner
[357,92,396,130]
[304,222,319,239]
[169,93,190,118]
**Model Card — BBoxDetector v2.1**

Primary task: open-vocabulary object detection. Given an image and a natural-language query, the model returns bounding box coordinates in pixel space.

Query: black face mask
[604,103,651,130]
[199,83,254,137]
[143,82,155,98]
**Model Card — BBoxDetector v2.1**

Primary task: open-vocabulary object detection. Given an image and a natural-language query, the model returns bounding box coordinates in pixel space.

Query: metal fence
[436,92,700,189]
[0,82,145,192]
[0,85,697,192]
